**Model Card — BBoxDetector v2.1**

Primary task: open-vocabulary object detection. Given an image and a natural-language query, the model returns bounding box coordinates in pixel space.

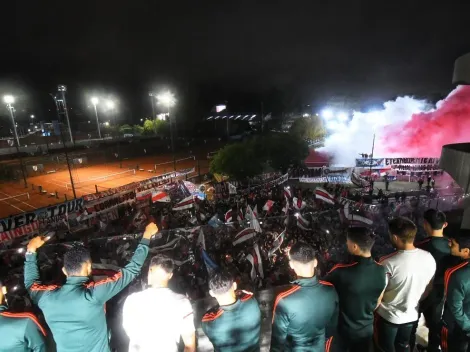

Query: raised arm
[24,237,47,305]
[88,223,156,303]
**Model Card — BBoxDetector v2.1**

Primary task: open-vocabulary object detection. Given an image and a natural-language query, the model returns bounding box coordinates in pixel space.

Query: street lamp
[3,95,20,146]
[157,91,176,169]
[3,95,27,187]
[30,114,35,119]
[91,97,102,139]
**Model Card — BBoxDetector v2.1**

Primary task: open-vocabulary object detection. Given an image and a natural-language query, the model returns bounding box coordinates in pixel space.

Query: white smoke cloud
[319,96,430,166]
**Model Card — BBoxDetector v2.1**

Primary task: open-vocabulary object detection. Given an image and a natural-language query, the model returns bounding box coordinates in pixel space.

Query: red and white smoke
[320,85,470,165]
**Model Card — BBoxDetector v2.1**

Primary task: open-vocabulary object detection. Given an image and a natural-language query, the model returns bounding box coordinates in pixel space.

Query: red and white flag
[296,214,310,230]
[315,187,335,205]
[152,190,171,203]
[233,228,256,245]
[263,200,274,213]
[269,229,286,257]
[282,196,290,214]
[245,205,262,233]
[225,209,243,222]
[173,195,195,211]
[197,227,206,250]
[341,203,373,227]
[284,186,292,199]
[246,244,264,280]
[293,197,306,210]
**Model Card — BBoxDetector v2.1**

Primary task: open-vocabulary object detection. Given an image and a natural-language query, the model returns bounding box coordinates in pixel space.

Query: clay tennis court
[0,153,210,218]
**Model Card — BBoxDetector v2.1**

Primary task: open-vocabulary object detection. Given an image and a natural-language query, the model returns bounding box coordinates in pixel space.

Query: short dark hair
[64,246,91,275]
[423,209,447,230]
[347,227,376,252]
[453,229,470,251]
[388,217,417,243]
[289,241,316,264]
[149,254,174,274]
[209,270,234,295]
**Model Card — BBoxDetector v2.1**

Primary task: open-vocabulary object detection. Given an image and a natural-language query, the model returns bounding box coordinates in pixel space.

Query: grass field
[0,153,210,218]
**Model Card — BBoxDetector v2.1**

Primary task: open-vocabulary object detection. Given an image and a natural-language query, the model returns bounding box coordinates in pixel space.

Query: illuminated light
[106,100,115,109]
[321,109,333,119]
[17,248,24,253]
[156,91,176,107]
[3,95,14,104]
[27,129,31,132]
[216,104,226,113]
[30,114,35,118]
[303,113,309,117]
[104,122,110,126]
[337,112,348,121]
[294,213,300,218]
[91,97,99,105]
[326,230,330,234]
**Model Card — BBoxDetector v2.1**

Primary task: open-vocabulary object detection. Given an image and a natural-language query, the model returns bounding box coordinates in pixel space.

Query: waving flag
[225,209,243,222]
[282,195,290,214]
[296,214,310,230]
[341,203,373,227]
[152,190,171,203]
[315,187,335,205]
[197,227,206,250]
[173,195,195,211]
[233,228,256,245]
[208,214,223,228]
[202,249,218,275]
[293,197,306,210]
[245,205,262,233]
[263,200,274,213]
[284,186,292,199]
[246,244,264,280]
[269,229,286,257]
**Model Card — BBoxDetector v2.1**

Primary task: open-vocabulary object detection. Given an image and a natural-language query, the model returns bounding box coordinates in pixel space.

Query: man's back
[271,277,338,352]
[202,291,261,352]
[415,236,451,290]
[24,239,150,352]
[377,249,436,324]
[324,257,386,340]
[0,308,46,352]
[123,287,194,352]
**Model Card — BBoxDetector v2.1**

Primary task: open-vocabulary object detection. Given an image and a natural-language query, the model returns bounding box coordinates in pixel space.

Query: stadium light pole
[157,91,176,170]
[149,92,158,135]
[4,95,20,147]
[3,95,27,188]
[91,97,102,139]
[106,100,116,134]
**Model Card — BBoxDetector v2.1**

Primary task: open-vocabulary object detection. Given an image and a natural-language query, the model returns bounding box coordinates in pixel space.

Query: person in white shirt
[122,254,196,352]
[375,217,436,352]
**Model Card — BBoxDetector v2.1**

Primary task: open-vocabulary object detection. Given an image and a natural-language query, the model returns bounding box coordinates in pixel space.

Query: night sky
[2,0,470,126]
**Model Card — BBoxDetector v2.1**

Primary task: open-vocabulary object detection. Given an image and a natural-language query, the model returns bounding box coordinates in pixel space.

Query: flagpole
[369,133,375,190]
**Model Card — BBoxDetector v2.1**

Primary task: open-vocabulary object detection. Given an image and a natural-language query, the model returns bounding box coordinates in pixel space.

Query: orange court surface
[0,154,209,219]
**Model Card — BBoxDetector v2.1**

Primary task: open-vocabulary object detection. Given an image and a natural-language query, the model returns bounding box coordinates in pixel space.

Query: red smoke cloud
[381,85,470,157]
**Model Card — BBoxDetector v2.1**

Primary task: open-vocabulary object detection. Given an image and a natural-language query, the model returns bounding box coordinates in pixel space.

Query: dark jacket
[202,291,261,352]
[323,256,386,341]
[271,276,338,352]
[24,239,149,352]
[0,305,46,352]
[442,260,470,336]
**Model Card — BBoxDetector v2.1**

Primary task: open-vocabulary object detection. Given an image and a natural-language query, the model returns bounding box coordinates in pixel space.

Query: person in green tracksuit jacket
[441,233,470,352]
[0,281,46,352]
[414,209,452,352]
[24,223,157,352]
[271,241,339,352]
[323,227,386,352]
[202,270,261,352]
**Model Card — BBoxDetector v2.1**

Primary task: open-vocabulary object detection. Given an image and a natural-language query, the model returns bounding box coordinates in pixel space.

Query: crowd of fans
[0,174,467,351]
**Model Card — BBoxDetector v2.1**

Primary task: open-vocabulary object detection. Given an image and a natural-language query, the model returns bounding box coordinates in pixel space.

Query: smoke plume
[320,85,470,165]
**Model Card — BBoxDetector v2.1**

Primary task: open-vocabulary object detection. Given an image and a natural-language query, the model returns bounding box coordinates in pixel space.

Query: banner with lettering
[384,158,440,165]
[0,221,40,243]
[83,191,136,220]
[0,198,84,233]
[355,158,385,168]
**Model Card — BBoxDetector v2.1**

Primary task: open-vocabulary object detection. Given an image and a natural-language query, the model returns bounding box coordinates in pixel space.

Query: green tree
[133,125,144,135]
[210,141,265,180]
[143,119,155,135]
[264,133,309,172]
[289,116,326,143]
[119,124,133,135]
[142,119,169,135]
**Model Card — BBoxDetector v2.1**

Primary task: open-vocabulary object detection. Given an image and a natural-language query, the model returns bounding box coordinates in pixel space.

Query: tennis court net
[154,156,195,170]
[66,169,136,190]
[0,192,30,202]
